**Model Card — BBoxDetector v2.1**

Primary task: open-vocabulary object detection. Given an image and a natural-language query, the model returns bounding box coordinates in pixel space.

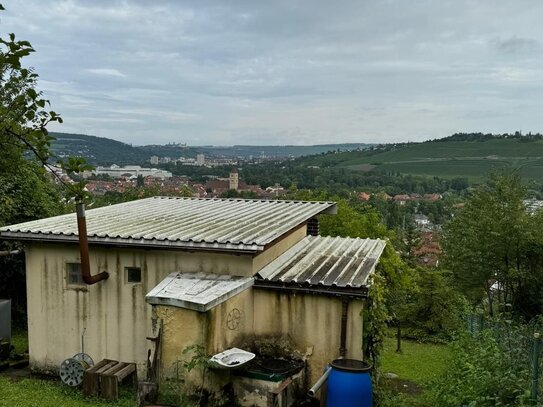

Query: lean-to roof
[255,235,386,297]
[146,272,253,312]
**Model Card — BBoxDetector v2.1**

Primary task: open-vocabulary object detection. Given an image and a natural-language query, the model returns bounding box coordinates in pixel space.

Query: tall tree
[442,170,534,317]
[0,4,90,325]
[0,4,90,203]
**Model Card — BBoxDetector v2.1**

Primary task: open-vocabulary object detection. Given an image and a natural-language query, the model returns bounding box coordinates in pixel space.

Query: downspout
[308,298,351,398]
[76,200,109,284]
[339,298,349,358]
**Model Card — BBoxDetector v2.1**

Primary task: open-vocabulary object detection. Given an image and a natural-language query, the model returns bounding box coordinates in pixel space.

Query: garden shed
[0,197,386,402]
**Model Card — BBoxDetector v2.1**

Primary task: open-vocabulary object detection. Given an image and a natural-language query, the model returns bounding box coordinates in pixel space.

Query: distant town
[47,152,287,200]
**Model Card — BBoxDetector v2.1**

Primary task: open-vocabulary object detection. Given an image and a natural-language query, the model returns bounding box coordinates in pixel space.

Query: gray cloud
[2,0,543,145]
[491,36,542,55]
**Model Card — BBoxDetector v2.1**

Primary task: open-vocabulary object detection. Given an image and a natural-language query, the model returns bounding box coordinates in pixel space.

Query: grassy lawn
[381,335,451,383]
[1,331,137,407]
[2,330,449,407]
[0,376,136,407]
[11,330,28,354]
[378,333,451,406]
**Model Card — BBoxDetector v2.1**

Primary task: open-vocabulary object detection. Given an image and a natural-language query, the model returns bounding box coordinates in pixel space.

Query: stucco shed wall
[251,224,307,272]
[252,290,365,385]
[156,288,255,392]
[157,289,365,389]
[24,243,253,373]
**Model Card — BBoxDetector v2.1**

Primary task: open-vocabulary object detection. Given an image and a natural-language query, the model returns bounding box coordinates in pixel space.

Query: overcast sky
[2,1,543,146]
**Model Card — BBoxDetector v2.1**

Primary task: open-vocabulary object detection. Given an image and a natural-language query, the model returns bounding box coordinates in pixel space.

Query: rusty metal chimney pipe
[76,201,109,285]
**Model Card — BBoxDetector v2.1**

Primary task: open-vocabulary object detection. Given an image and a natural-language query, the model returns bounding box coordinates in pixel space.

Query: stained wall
[24,243,253,373]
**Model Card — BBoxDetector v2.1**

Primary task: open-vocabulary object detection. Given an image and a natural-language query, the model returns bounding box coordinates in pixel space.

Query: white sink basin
[209,347,255,369]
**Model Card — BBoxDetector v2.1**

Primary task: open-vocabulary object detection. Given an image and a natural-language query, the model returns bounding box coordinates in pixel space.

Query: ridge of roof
[0,197,337,253]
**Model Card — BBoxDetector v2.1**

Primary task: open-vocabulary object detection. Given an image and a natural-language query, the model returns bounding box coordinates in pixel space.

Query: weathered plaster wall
[157,288,364,389]
[155,305,209,387]
[252,290,365,386]
[25,243,253,373]
[207,289,255,354]
[156,289,255,392]
[251,224,307,273]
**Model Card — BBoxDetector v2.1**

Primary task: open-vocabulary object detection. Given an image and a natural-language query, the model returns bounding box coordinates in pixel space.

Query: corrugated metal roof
[0,197,336,252]
[255,235,386,296]
[146,272,253,312]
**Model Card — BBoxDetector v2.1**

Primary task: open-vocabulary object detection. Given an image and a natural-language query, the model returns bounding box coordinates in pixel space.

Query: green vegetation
[378,158,510,180]
[378,334,451,407]
[0,377,136,407]
[11,330,28,354]
[0,3,73,328]
[377,157,543,182]
[50,131,370,165]
[295,136,543,183]
[50,132,152,166]
[432,327,535,407]
[443,170,543,319]
[381,334,451,384]
[395,267,468,343]
[378,170,543,405]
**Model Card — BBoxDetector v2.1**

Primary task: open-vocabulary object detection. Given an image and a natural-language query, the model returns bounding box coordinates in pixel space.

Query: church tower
[229,167,239,191]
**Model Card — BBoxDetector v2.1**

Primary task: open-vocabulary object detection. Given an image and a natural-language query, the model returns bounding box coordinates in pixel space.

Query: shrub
[431,326,534,406]
[396,267,470,343]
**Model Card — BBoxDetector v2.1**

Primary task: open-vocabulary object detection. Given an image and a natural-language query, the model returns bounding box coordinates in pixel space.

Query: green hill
[49,132,370,165]
[50,132,149,165]
[299,137,543,182]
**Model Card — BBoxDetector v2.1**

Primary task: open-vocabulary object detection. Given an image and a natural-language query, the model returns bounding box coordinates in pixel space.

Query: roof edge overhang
[0,232,263,254]
[253,279,369,299]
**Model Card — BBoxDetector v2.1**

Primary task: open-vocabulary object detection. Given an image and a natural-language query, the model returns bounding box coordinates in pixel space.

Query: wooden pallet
[83,359,137,400]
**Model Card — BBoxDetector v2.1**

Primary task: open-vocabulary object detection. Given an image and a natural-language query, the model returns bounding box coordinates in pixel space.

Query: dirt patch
[0,366,32,381]
[0,365,59,383]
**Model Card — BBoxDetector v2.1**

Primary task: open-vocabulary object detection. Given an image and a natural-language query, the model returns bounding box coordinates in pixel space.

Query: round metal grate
[59,358,88,387]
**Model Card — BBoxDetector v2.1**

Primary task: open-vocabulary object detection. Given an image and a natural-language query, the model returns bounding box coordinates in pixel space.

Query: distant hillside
[199,144,369,158]
[50,133,149,165]
[50,132,371,165]
[297,134,543,182]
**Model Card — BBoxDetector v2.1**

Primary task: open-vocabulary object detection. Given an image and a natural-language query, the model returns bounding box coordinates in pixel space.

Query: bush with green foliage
[397,267,469,342]
[431,325,535,407]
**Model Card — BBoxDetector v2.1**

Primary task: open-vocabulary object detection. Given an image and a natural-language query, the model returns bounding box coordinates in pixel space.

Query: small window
[126,267,142,283]
[66,263,84,286]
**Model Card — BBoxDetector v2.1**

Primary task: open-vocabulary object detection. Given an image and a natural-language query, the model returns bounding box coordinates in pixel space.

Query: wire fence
[466,314,543,404]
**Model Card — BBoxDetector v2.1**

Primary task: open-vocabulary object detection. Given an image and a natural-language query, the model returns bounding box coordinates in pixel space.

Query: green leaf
[26,88,37,99]
[25,110,35,121]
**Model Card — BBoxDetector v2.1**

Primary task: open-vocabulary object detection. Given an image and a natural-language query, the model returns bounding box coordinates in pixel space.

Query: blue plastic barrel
[326,359,372,407]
